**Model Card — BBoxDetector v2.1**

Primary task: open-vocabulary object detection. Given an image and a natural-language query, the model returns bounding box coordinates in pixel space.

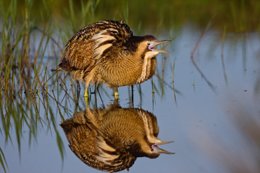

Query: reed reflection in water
[61,101,173,172]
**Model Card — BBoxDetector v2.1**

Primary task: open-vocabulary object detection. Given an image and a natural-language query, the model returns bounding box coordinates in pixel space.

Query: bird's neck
[137,57,156,83]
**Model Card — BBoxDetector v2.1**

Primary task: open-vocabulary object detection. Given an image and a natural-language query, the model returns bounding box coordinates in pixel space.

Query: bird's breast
[97,57,156,87]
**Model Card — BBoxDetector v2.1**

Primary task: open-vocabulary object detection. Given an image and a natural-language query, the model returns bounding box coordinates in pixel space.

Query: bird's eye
[147,42,153,50]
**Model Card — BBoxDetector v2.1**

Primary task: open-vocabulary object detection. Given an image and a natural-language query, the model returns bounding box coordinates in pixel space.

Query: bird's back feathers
[59,20,133,73]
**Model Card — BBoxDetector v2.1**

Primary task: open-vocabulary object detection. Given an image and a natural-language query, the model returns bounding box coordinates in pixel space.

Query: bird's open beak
[152,144,175,155]
[148,40,170,55]
[157,140,174,145]
[151,139,174,155]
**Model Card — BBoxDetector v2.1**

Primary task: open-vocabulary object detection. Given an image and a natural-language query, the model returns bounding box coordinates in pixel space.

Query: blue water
[2,27,260,173]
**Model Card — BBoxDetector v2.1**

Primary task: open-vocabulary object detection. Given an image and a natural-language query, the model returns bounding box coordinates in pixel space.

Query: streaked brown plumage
[58,20,168,99]
[60,103,173,172]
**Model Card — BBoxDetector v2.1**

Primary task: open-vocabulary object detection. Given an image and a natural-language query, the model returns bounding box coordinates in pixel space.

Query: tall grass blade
[0,147,8,173]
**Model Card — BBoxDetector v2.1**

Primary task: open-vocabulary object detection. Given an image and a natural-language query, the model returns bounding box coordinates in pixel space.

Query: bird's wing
[59,20,133,72]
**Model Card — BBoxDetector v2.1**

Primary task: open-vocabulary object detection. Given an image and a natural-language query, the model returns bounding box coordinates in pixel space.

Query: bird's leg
[94,84,98,107]
[75,81,81,109]
[113,87,119,100]
[130,85,134,107]
[84,78,92,106]
[84,87,89,106]
[76,81,81,99]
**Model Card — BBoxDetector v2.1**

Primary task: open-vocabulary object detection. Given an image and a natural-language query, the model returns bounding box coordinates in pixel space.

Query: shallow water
[2,26,260,173]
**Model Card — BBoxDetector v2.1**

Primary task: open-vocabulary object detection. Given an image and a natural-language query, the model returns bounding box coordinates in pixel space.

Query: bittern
[61,103,173,172]
[58,20,168,101]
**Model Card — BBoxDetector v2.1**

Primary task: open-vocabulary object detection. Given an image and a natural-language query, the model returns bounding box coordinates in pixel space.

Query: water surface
[2,26,260,173]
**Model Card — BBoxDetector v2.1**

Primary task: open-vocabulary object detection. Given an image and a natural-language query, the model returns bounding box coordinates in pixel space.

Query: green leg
[84,88,89,106]
[113,87,119,100]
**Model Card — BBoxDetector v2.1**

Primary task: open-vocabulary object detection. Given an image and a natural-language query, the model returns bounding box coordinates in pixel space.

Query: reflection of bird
[58,20,168,100]
[61,103,173,172]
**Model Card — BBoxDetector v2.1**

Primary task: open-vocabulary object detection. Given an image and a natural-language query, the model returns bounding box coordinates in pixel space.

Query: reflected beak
[152,144,175,155]
[156,146,175,155]
[151,139,174,155]
[157,140,174,145]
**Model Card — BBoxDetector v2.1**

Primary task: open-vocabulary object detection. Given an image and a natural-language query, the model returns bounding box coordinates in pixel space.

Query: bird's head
[131,35,169,59]
[130,110,174,158]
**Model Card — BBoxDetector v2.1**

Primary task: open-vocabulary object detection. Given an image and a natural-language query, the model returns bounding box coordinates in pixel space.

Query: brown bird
[58,20,168,101]
[60,103,173,172]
